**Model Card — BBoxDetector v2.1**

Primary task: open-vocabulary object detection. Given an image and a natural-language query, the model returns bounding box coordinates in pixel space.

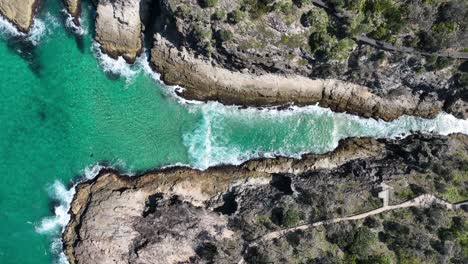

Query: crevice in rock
[142,193,164,217]
[270,174,293,195]
[214,189,238,216]
[195,241,218,263]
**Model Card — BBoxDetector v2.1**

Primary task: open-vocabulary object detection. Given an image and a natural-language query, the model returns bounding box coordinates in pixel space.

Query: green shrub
[457,72,468,87]
[175,5,191,18]
[199,0,219,8]
[212,10,226,21]
[363,0,406,41]
[329,38,354,61]
[240,0,273,19]
[274,0,294,14]
[192,24,211,42]
[217,29,234,43]
[279,34,305,48]
[293,0,311,7]
[283,209,301,227]
[348,227,376,258]
[227,9,245,24]
[300,8,329,32]
[330,0,345,8]
[397,252,422,264]
[344,0,366,11]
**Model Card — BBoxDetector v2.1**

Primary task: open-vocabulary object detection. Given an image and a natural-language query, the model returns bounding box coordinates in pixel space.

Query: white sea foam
[92,42,141,83]
[0,14,24,37]
[181,101,468,169]
[83,163,106,179]
[0,12,59,46]
[35,161,135,264]
[35,181,74,264]
[62,9,86,36]
[26,18,46,45]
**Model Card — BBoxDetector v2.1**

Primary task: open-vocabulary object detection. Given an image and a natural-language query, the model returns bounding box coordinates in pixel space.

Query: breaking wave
[35,181,74,264]
[35,160,132,264]
[0,12,59,45]
[62,9,86,36]
[183,103,468,169]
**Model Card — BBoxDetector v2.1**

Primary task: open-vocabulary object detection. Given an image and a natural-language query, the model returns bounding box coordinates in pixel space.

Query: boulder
[95,0,142,63]
[0,0,39,33]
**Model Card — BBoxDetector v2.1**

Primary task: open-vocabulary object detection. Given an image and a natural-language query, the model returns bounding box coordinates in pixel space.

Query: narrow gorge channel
[0,1,466,264]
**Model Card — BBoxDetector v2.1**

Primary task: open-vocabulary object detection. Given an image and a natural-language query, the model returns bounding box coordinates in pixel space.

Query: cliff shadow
[140,0,161,53]
[6,36,42,77]
[58,10,85,53]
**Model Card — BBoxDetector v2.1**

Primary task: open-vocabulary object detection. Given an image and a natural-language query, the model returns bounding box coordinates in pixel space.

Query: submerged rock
[95,0,142,63]
[63,134,468,263]
[0,0,39,33]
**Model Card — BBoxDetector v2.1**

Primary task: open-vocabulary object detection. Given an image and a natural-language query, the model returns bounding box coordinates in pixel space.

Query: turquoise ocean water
[0,1,467,263]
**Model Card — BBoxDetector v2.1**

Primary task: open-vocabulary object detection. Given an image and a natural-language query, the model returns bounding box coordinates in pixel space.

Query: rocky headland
[146,0,468,120]
[3,0,467,120]
[63,133,468,264]
[0,0,40,32]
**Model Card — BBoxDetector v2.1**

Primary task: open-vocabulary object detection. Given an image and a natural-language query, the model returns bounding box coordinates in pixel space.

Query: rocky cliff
[63,134,468,264]
[148,0,468,120]
[0,0,39,32]
[95,0,143,63]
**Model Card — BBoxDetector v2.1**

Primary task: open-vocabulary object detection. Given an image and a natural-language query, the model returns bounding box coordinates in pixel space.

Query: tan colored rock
[63,134,468,264]
[0,0,39,32]
[63,137,388,264]
[95,0,142,63]
[63,0,80,25]
[150,34,442,122]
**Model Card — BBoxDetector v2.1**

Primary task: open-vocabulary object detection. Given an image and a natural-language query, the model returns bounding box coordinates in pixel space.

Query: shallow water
[0,2,467,264]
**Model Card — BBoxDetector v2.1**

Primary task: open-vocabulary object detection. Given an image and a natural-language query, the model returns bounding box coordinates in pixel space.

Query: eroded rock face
[148,0,467,120]
[95,0,142,63]
[0,0,39,32]
[63,0,80,25]
[150,33,442,121]
[63,134,468,264]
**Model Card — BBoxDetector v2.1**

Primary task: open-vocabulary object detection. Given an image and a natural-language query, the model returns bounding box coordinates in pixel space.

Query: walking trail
[262,194,467,242]
[237,194,466,264]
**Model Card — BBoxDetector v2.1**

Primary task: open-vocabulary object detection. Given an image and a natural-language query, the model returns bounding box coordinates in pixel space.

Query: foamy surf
[36,181,74,234]
[182,102,468,169]
[62,9,86,36]
[35,181,74,264]
[92,42,140,83]
[0,12,59,45]
[35,160,133,264]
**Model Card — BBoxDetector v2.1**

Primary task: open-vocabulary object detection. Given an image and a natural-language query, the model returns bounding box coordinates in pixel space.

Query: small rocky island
[64,134,467,263]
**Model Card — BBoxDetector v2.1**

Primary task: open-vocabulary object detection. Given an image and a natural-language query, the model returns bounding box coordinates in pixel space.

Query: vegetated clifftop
[148,0,468,120]
[5,0,467,120]
[63,133,468,264]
